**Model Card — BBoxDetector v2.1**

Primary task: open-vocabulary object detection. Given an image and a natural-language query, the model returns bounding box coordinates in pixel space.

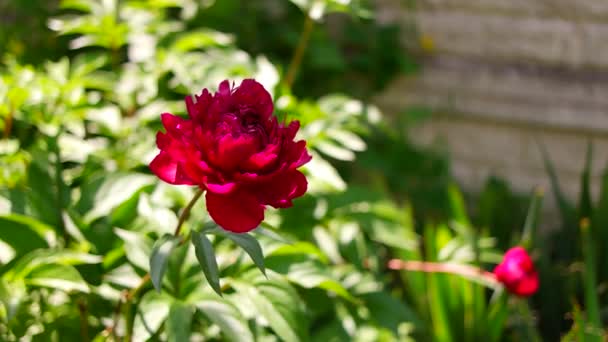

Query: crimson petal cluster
[493,247,539,297]
[150,79,311,233]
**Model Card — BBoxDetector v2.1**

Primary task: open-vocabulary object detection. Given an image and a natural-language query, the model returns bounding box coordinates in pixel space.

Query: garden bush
[0,0,606,341]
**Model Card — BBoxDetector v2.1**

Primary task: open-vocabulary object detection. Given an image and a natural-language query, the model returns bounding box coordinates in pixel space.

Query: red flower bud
[150,79,312,233]
[494,247,539,297]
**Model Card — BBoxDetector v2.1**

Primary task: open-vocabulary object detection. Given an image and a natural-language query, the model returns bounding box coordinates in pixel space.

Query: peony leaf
[149,234,179,292]
[195,297,254,342]
[232,274,306,342]
[25,264,89,293]
[166,301,194,342]
[213,229,266,277]
[83,173,154,224]
[132,291,172,341]
[115,228,153,272]
[191,231,222,296]
[0,215,51,256]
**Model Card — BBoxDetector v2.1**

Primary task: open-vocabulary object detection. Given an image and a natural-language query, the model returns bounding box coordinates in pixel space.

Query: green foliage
[2,0,605,341]
[0,0,420,340]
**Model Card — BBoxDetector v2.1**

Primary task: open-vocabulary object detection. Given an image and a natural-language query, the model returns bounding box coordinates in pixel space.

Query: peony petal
[233,79,273,120]
[257,170,307,208]
[211,134,258,172]
[242,144,279,171]
[206,190,264,233]
[206,181,238,194]
[150,152,195,185]
[272,140,312,173]
[156,132,171,149]
[161,113,191,138]
[218,80,232,97]
[283,120,300,141]
[186,89,212,122]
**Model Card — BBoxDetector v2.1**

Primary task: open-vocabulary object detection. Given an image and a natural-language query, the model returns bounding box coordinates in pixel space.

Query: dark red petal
[233,79,273,120]
[242,144,279,171]
[258,170,307,208]
[206,181,238,194]
[150,152,195,185]
[156,132,171,149]
[218,80,232,96]
[280,140,312,170]
[211,134,258,171]
[186,89,213,122]
[206,190,264,233]
[514,271,539,296]
[161,113,191,138]
[283,120,300,141]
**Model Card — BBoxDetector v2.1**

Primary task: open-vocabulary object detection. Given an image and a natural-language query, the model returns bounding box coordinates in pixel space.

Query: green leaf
[171,29,234,51]
[579,141,593,220]
[487,292,509,342]
[132,291,172,341]
[0,214,51,254]
[25,264,89,293]
[0,278,26,322]
[305,152,346,192]
[150,234,179,292]
[521,188,544,249]
[195,297,254,342]
[72,52,108,77]
[447,183,471,228]
[232,278,304,342]
[115,228,153,271]
[83,173,154,223]
[216,230,266,276]
[267,254,354,301]
[191,231,222,295]
[166,302,193,342]
[8,249,102,280]
[580,220,602,341]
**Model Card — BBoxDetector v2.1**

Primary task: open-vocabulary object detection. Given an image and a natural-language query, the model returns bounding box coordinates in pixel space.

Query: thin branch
[283,13,314,90]
[117,188,205,341]
[78,298,89,342]
[387,259,500,288]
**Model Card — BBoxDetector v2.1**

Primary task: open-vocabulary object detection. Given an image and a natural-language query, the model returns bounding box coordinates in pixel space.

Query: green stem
[283,12,314,90]
[174,188,204,237]
[50,131,69,245]
[121,188,204,341]
[2,110,12,139]
[78,298,89,342]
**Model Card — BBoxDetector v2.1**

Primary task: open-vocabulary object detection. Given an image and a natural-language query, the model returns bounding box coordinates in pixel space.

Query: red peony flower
[150,79,311,233]
[494,247,539,297]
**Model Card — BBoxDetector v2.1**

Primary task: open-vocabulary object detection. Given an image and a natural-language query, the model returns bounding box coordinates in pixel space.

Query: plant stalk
[284,12,314,90]
[119,188,205,341]
[387,259,500,288]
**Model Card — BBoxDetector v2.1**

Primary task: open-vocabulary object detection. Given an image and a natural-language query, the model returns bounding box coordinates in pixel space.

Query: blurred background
[1,0,607,341]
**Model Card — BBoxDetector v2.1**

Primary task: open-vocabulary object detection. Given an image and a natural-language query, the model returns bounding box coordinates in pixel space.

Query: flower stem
[2,110,12,139]
[117,188,205,341]
[284,12,314,90]
[174,188,205,237]
[387,259,500,288]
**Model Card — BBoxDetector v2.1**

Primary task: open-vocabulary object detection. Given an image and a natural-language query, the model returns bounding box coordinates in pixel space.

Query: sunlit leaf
[191,231,222,295]
[195,297,254,342]
[0,214,52,254]
[166,301,193,342]
[84,173,154,223]
[115,228,153,271]
[25,264,89,293]
[212,228,266,276]
[150,234,180,292]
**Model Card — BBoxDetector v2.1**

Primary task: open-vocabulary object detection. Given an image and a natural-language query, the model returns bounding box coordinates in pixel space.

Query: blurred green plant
[0,0,420,340]
[3,0,606,341]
